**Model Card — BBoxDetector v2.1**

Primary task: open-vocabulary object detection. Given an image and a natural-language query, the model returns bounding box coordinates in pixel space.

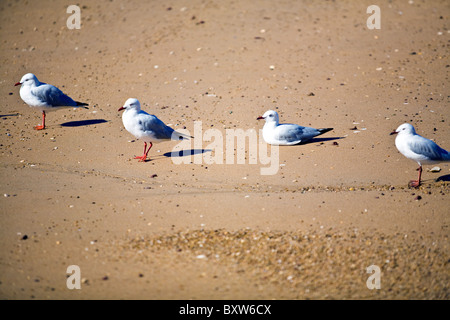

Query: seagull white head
[257,110,279,124]
[390,123,416,136]
[118,98,141,112]
[15,73,39,87]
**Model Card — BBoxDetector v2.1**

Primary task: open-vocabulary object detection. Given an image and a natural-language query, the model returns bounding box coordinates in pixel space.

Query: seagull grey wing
[275,124,319,144]
[281,125,305,143]
[408,136,449,161]
[139,113,175,140]
[297,126,324,142]
[272,124,302,144]
[32,84,77,107]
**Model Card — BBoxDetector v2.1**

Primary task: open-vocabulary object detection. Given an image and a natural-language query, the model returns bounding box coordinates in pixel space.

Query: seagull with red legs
[390,123,450,188]
[118,98,192,162]
[15,73,88,130]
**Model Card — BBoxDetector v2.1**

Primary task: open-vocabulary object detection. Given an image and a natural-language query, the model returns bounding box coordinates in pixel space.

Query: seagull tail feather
[317,128,333,135]
[75,101,89,109]
[174,131,194,140]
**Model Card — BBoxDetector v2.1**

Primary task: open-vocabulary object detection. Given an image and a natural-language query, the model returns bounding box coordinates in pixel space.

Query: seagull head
[15,73,39,87]
[257,110,279,124]
[390,123,416,136]
[118,98,141,112]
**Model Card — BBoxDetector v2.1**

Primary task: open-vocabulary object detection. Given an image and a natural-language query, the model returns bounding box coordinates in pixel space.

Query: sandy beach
[0,0,449,299]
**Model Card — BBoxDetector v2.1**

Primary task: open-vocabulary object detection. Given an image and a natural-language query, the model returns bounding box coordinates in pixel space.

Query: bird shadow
[164,149,212,158]
[60,119,108,127]
[0,113,20,118]
[436,174,450,182]
[298,136,345,145]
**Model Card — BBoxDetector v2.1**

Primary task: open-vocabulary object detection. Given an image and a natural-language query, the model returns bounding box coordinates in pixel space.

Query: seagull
[390,123,450,187]
[118,98,192,162]
[15,73,88,130]
[257,110,333,145]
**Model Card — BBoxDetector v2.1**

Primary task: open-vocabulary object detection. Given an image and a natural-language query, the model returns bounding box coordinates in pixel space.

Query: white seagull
[390,123,450,187]
[15,73,88,130]
[257,110,333,145]
[118,98,192,162]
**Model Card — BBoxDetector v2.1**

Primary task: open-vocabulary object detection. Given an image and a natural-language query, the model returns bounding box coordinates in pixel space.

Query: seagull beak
[257,116,264,120]
[118,106,125,112]
[14,82,22,86]
[390,130,398,135]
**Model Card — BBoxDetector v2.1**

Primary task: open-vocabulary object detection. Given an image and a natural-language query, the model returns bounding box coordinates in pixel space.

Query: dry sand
[0,0,449,300]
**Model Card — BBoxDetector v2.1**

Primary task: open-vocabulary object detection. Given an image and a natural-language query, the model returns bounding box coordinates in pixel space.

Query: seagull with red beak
[257,110,333,145]
[118,98,192,162]
[15,73,88,130]
[390,123,450,187]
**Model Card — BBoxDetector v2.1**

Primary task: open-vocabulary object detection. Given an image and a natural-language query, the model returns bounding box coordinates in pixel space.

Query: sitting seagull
[257,110,333,145]
[390,123,450,187]
[15,73,88,130]
[118,98,192,162]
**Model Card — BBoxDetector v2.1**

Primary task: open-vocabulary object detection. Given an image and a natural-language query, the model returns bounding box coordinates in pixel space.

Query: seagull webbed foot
[408,180,421,188]
[134,155,148,162]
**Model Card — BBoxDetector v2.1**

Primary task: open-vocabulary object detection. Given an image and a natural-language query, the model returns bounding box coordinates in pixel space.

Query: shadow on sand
[436,174,450,182]
[164,149,212,158]
[60,119,108,127]
[298,136,345,145]
[0,113,20,118]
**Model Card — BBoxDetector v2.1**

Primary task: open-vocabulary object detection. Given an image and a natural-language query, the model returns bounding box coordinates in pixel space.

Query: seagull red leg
[144,142,153,160]
[34,111,46,130]
[134,142,148,162]
[409,165,422,188]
